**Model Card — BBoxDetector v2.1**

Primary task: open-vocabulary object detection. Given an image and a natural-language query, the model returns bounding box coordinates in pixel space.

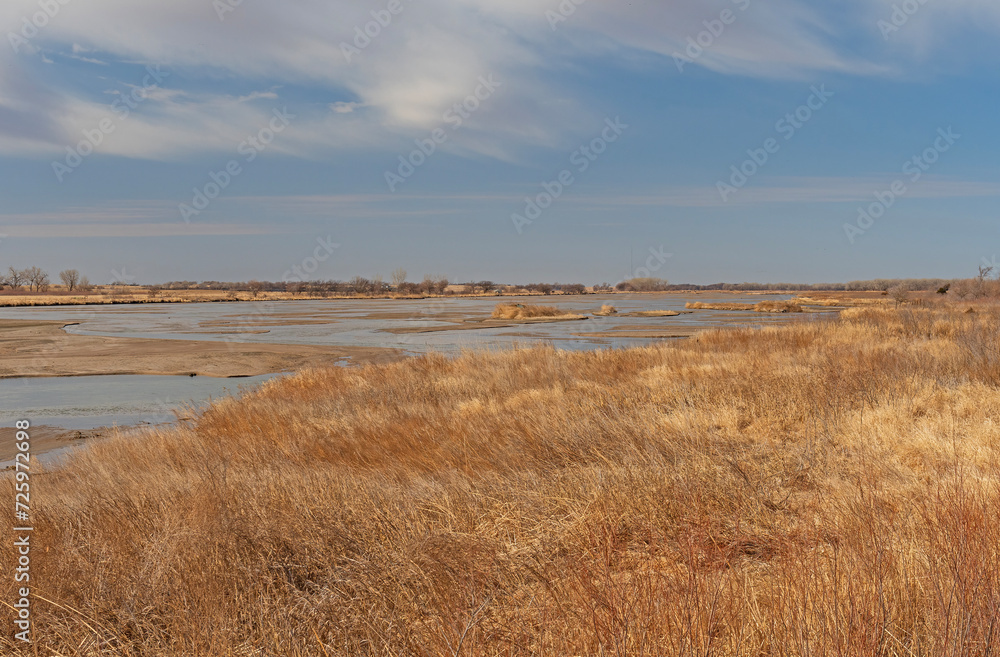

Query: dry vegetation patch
[687,300,804,313]
[491,303,575,320]
[593,304,618,316]
[5,306,1000,655]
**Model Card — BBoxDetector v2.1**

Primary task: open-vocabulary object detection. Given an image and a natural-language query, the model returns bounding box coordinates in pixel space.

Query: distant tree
[560,283,586,295]
[391,268,407,288]
[7,266,26,289]
[59,269,80,291]
[248,280,264,299]
[349,276,372,295]
[974,265,994,298]
[888,284,910,307]
[24,266,49,292]
[147,285,162,298]
[477,281,496,294]
[621,277,670,292]
[78,276,92,292]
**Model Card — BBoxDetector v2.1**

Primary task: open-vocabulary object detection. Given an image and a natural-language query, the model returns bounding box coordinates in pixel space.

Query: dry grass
[796,295,890,307]
[491,303,566,319]
[686,300,804,313]
[594,304,618,316]
[5,306,1000,655]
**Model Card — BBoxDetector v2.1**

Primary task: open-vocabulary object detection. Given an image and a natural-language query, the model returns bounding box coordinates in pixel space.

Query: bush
[491,303,564,319]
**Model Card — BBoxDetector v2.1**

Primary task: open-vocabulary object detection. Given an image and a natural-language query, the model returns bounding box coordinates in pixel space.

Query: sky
[0,0,998,286]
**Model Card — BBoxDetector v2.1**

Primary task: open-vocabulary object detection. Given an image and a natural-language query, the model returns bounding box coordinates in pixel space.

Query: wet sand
[0,425,105,465]
[0,319,404,378]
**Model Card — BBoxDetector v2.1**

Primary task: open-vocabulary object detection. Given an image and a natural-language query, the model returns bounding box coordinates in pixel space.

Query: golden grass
[594,304,618,316]
[796,295,889,307]
[624,310,681,317]
[5,306,1000,654]
[686,300,804,313]
[491,303,565,319]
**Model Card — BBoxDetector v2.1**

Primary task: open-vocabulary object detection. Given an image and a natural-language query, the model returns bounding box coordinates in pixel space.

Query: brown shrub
[491,303,565,319]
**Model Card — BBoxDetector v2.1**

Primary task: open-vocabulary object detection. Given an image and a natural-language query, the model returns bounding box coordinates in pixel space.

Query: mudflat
[0,425,104,464]
[0,319,404,378]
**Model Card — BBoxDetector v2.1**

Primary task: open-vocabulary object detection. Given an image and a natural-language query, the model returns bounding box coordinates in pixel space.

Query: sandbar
[0,319,403,378]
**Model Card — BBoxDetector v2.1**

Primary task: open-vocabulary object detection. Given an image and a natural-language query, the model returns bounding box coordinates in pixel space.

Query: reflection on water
[0,374,279,430]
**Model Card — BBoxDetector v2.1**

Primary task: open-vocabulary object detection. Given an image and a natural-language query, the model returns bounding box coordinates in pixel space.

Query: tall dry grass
[686,300,804,313]
[491,303,565,319]
[4,306,1000,655]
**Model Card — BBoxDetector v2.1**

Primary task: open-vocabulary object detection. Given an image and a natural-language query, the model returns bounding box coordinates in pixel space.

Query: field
[4,304,1000,655]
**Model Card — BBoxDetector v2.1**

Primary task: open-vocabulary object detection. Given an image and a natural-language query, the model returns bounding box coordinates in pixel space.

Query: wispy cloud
[576,177,1000,208]
[1,0,998,162]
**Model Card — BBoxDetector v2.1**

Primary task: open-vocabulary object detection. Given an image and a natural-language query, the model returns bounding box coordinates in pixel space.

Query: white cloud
[0,0,997,161]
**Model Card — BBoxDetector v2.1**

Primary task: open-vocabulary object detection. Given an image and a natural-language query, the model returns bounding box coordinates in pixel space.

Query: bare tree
[888,283,909,308]
[7,266,25,289]
[391,268,407,288]
[59,269,81,291]
[248,280,264,299]
[477,281,496,294]
[24,267,50,292]
[78,276,92,292]
[349,276,372,295]
[974,264,995,298]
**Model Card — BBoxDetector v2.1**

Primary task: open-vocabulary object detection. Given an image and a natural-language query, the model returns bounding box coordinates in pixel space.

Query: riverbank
[0,425,106,465]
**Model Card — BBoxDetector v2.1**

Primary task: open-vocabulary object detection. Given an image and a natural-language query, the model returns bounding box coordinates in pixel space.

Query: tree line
[1,267,91,292]
[4,266,999,299]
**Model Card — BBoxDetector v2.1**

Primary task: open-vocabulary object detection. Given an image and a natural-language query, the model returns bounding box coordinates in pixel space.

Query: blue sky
[1,0,998,285]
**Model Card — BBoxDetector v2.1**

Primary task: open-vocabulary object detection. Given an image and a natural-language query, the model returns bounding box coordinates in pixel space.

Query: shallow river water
[0,294,829,431]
